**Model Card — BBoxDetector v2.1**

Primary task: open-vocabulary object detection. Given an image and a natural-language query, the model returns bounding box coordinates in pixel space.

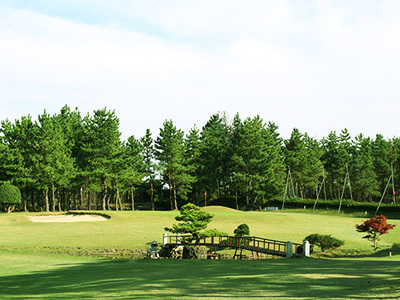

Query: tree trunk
[131,190,135,211]
[118,193,123,211]
[23,189,28,212]
[87,186,90,211]
[67,189,72,211]
[235,190,239,210]
[173,184,178,210]
[115,179,121,211]
[58,190,62,212]
[117,185,123,211]
[169,178,174,210]
[79,186,83,210]
[31,188,36,211]
[44,190,49,212]
[51,185,56,212]
[102,180,107,211]
[150,181,155,211]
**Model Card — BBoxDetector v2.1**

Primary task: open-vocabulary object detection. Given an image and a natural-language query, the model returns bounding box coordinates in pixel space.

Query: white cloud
[0,1,400,140]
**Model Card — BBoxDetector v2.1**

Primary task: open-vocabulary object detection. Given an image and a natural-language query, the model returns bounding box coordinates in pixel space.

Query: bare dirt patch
[29,214,109,223]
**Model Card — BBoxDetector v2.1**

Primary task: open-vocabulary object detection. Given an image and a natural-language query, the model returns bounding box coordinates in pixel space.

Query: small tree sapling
[356,215,396,250]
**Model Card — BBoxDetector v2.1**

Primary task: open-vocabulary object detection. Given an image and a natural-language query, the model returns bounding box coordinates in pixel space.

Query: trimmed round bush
[234,223,250,236]
[0,183,21,210]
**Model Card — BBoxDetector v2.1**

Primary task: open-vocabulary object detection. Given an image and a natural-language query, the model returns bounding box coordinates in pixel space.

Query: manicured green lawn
[1,208,399,250]
[0,251,399,299]
[1,207,399,298]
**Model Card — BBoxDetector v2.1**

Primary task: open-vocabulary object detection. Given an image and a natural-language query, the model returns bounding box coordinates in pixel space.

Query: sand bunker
[29,214,109,223]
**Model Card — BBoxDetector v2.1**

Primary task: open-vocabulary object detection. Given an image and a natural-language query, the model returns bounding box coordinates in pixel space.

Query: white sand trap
[29,214,109,223]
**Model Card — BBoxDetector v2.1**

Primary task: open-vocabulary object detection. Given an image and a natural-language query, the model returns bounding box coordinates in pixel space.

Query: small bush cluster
[0,183,21,213]
[200,229,228,238]
[234,224,250,236]
[303,234,344,252]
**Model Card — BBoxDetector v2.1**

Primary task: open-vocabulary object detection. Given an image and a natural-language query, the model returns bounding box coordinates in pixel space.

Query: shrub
[234,224,250,236]
[200,229,228,238]
[356,215,396,250]
[0,183,21,213]
[303,234,344,252]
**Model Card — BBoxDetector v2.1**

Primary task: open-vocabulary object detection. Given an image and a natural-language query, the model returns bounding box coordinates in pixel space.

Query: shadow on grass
[1,258,399,299]
[316,246,400,259]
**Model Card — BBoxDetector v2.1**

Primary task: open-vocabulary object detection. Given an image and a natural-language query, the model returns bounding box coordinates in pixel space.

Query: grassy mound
[202,205,240,213]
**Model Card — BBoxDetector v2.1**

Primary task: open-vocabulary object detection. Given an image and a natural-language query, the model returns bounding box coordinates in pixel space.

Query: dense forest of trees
[1,105,399,212]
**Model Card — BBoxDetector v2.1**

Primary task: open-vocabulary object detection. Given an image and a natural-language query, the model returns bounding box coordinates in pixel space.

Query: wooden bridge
[163,234,305,259]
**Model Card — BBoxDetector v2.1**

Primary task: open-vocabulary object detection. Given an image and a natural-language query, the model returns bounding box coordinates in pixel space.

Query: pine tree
[141,129,157,210]
[352,134,380,201]
[0,116,38,211]
[34,111,75,212]
[122,135,145,211]
[199,113,232,199]
[184,126,202,205]
[81,108,122,210]
[156,120,194,210]
[321,129,353,200]
[373,134,392,201]
[232,116,285,208]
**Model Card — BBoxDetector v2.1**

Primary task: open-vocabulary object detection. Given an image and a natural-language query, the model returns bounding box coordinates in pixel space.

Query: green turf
[0,251,399,299]
[1,208,398,250]
[1,207,399,299]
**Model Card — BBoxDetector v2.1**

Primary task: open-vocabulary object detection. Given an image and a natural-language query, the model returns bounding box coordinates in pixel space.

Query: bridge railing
[163,234,303,256]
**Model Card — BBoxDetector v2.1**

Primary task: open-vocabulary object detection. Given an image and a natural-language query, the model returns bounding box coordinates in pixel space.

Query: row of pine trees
[1,105,399,212]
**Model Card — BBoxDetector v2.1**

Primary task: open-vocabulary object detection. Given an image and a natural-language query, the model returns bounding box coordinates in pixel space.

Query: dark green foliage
[234,223,250,236]
[141,129,157,210]
[0,183,21,205]
[200,228,228,238]
[232,116,285,209]
[320,130,353,200]
[0,183,21,213]
[3,106,400,212]
[184,126,202,205]
[284,129,323,199]
[122,135,145,211]
[303,234,344,252]
[352,134,380,202]
[164,203,214,240]
[199,113,232,200]
[156,120,195,210]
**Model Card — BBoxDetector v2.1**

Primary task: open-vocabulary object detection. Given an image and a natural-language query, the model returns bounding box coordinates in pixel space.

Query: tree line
[1,105,399,212]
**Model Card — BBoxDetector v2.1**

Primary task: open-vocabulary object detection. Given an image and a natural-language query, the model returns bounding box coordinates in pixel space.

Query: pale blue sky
[1,0,399,140]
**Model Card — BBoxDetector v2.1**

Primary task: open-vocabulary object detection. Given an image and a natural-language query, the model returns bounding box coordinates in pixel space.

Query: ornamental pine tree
[356,215,396,250]
[164,203,213,244]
